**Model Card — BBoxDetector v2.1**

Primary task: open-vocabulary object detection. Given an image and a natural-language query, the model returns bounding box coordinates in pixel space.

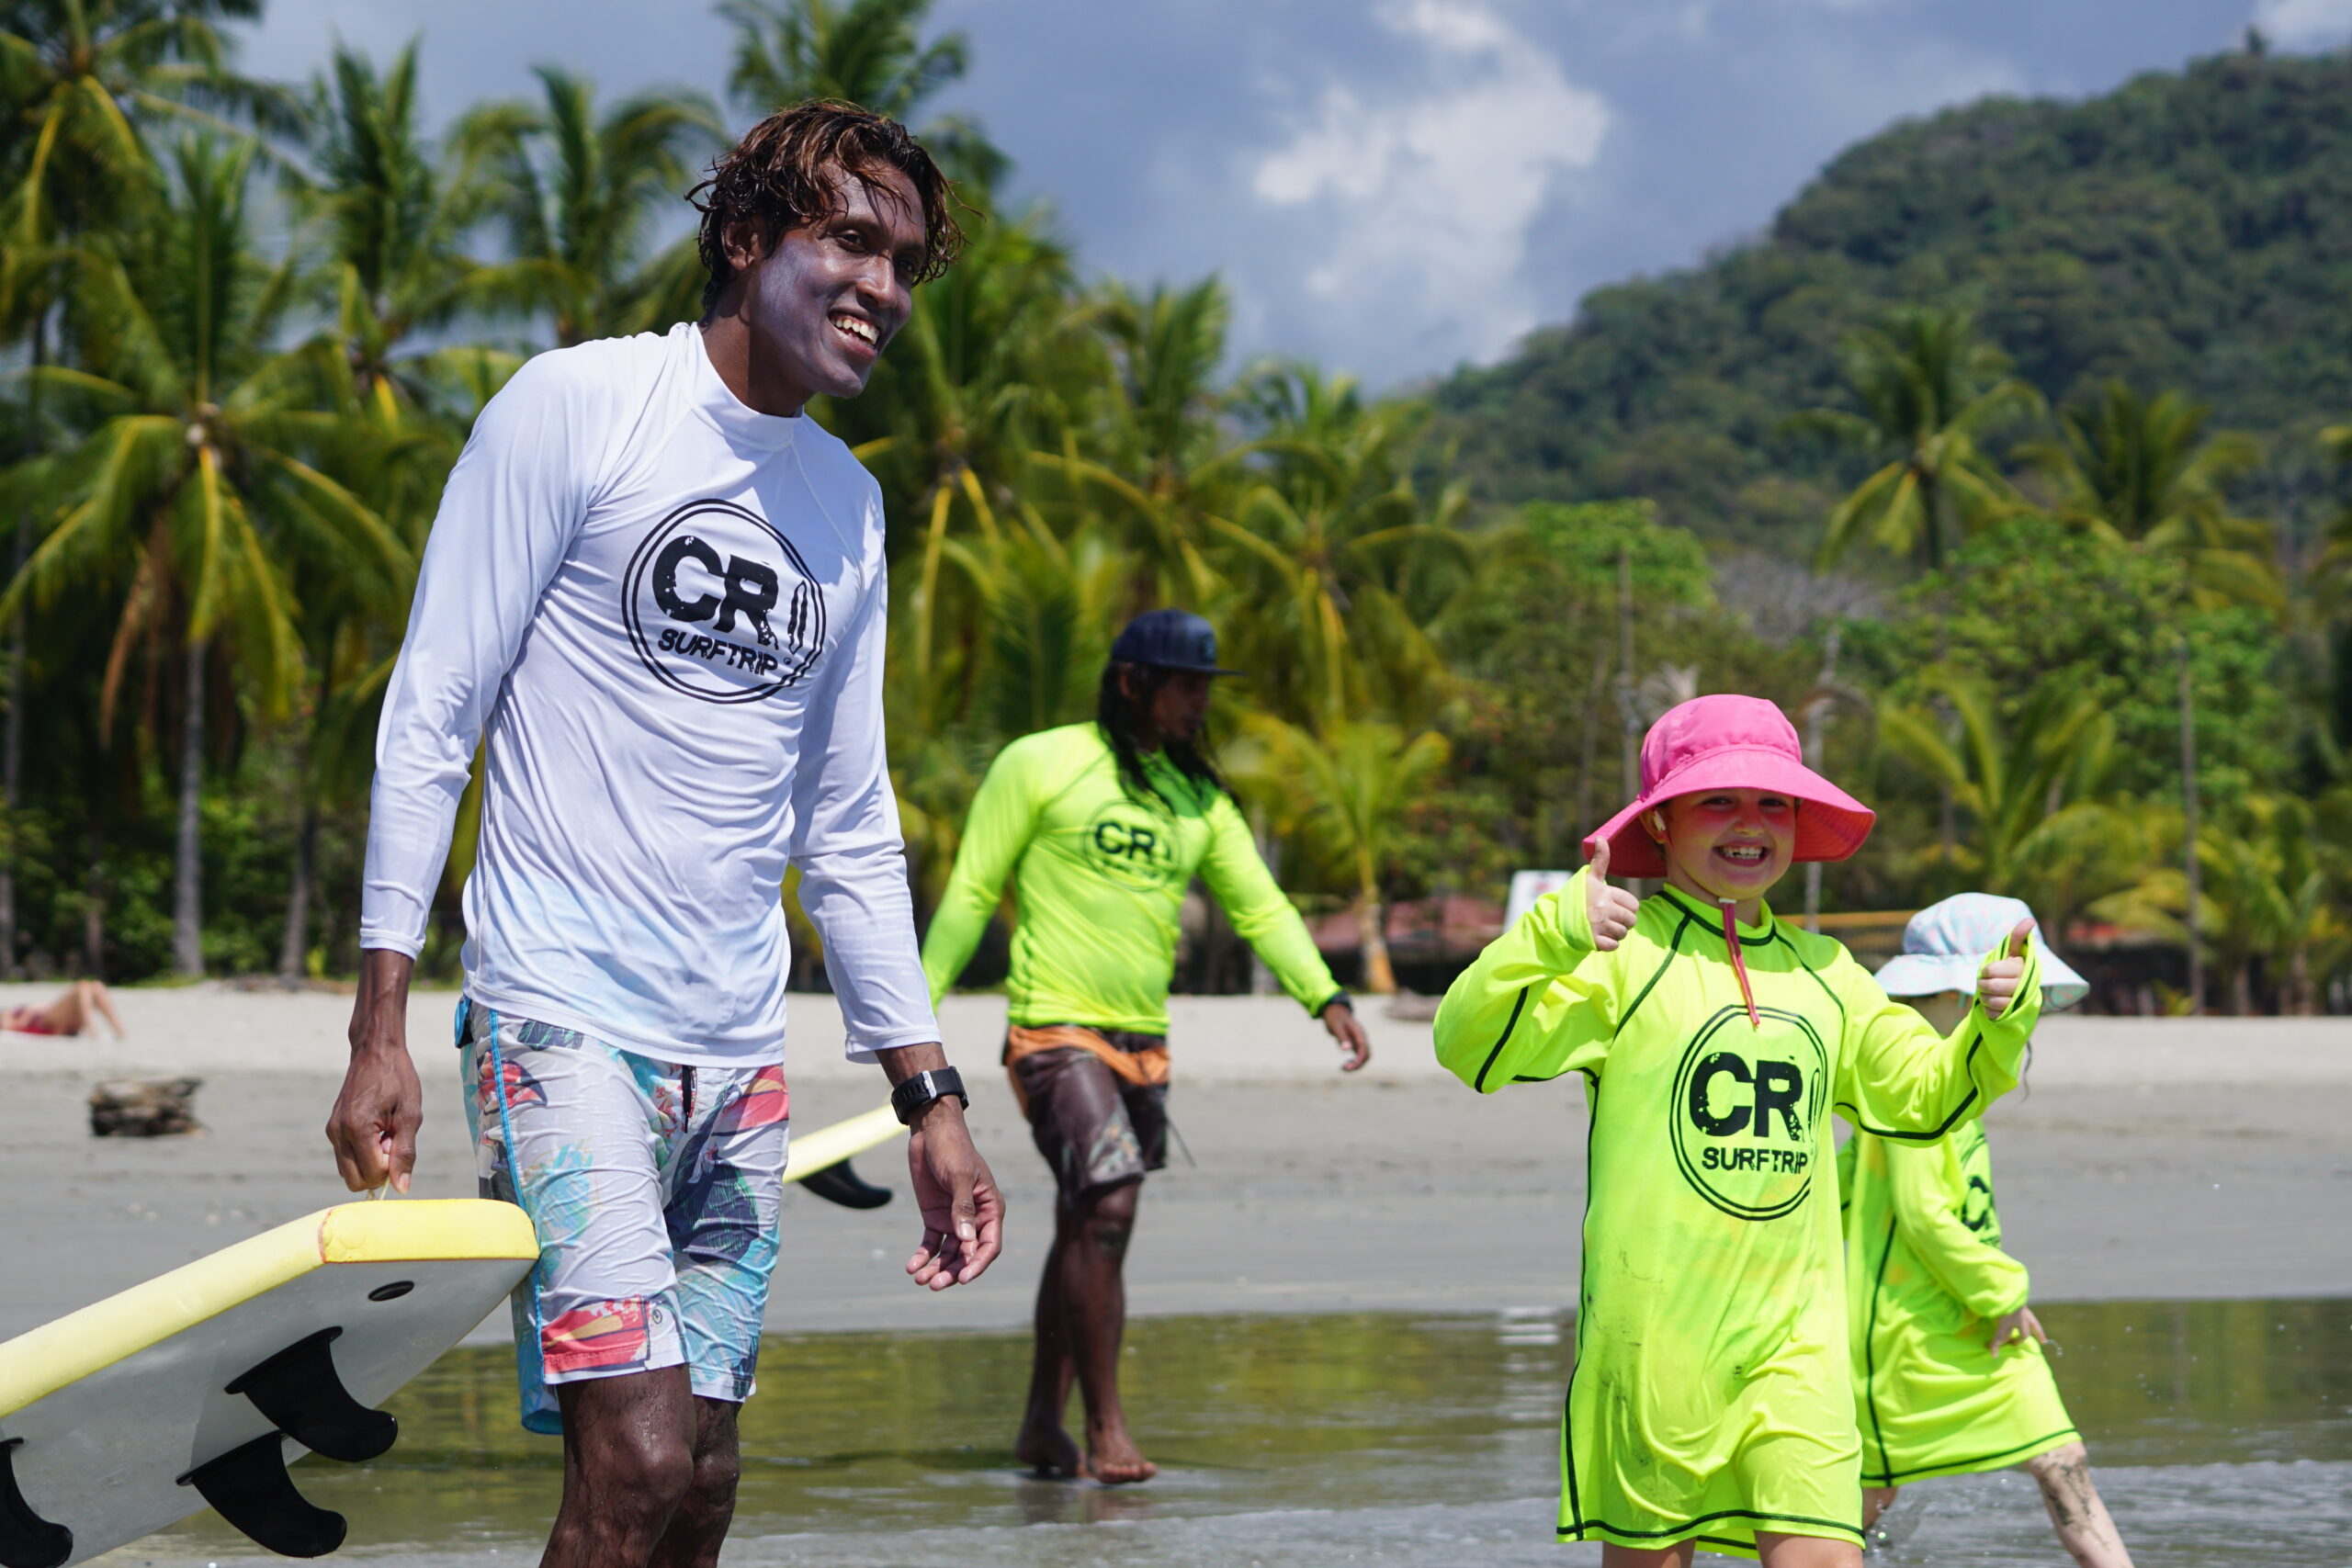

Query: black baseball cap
[1109,608,1242,675]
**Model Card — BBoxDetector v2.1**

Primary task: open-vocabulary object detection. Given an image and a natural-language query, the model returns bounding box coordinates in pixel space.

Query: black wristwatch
[890,1066,969,1125]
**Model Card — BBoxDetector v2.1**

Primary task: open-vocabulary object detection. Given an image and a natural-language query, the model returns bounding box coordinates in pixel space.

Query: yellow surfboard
[0,1200,537,1567]
[782,1103,902,1182]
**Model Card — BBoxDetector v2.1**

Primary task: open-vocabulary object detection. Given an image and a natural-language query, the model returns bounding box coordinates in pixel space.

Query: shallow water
[110,1299,2352,1565]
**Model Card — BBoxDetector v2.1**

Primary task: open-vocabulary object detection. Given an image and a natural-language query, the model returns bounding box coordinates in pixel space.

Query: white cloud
[1247,0,1610,372]
[2252,0,2352,47]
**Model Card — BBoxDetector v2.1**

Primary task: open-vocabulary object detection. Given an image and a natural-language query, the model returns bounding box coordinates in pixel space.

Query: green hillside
[1432,42,2352,550]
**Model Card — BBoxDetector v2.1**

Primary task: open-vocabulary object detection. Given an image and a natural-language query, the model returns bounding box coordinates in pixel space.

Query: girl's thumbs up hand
[1976,918,2035,1020]
[1587,840,1642,952]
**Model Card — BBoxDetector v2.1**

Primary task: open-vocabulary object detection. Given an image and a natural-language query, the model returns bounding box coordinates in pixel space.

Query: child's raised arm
[1434,865,1625,1093]
[1879,1135,2031,1323]
[1833,924,2043,1139]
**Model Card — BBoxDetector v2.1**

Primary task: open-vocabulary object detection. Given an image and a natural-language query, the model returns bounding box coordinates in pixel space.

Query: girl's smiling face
[1649,788,1797,908]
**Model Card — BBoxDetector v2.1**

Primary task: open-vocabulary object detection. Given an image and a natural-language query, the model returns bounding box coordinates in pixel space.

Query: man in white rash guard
[324,103,1005,1568]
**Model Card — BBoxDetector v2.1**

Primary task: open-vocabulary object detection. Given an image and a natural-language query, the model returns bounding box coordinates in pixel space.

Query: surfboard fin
[0,1439,71,1568]
[226,1327,398,1463]
[800,1156,893,1210]
[183,1435,345,1559]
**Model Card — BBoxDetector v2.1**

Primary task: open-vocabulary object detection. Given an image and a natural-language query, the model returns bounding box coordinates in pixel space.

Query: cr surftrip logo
[623,498,827,704]
[1083,802,1183,890]
[1668,1006,1828,1222]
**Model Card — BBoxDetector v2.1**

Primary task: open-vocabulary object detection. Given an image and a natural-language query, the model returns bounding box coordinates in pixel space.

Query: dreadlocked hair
[1097,661,1229,808]
[688,100,965,314]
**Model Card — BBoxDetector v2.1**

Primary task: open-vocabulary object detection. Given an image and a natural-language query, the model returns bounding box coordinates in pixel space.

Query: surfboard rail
[782,1103,902,1183]
[0,1201,537,1422]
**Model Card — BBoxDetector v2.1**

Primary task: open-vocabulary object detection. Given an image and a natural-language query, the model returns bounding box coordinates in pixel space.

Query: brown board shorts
[1004,1024,1169,1207]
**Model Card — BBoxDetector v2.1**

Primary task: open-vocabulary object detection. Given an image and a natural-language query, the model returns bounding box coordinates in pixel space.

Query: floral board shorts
[458,999,789,1434]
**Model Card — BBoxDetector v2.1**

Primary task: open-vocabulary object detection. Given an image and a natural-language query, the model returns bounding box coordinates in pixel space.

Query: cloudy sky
[239,0,2352,388]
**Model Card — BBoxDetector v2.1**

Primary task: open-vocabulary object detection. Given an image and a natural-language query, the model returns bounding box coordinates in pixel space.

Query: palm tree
[1879,671,2125,930]
[1209,366,1471,733]
[294,39,505,423]
[723,0,967,119]
[1800,307,2039,572]
[832,205,1085,720]
[720,0,1005,187]
[1030,277,1236,615]
[1237,716,1449,995]
[458,68,725,348]
[0,0,294,260]
[4,136,401,976]
[0,0,289,975]
[2025,380,2277,610]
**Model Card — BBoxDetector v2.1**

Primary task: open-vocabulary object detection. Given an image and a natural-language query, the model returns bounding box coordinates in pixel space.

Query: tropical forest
[2,1,2346,1014]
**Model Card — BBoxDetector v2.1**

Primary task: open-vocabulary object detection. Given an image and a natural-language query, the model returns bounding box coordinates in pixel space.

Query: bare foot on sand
[1016,1416,1083,1478]
[1086,1423,1157,1484]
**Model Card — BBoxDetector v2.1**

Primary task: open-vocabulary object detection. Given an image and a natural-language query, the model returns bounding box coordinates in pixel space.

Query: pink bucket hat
[1583,694,1874,877]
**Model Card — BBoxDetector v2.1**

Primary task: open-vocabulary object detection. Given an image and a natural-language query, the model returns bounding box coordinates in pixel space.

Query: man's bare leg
[1861,1485,1896,1530]
[1016,1179,1152,1482]
[542,1368,696,1568]
[1601,1542,1694,1567]
[1015,1215,1083,1476]
[1064,1179,1151,1482]
[648,1395,742,1568]
[2024,1442,2134,1568]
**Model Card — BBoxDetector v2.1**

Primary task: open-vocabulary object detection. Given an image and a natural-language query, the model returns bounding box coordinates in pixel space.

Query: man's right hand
[328,949,424,1193]
[1585,840,1642,952]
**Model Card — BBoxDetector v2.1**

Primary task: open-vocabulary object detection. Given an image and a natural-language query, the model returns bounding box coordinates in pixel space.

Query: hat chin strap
[1717,897,1762,1031]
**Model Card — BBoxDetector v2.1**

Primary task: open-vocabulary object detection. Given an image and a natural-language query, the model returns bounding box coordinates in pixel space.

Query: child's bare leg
[2024,1443,2132,1568]
[1756,1530,1862,1568]
[1861,1486,1897,1530]
[1600,1543,1693,1568]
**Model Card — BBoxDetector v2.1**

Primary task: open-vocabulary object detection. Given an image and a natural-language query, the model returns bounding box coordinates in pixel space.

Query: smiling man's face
[727,162,927,408]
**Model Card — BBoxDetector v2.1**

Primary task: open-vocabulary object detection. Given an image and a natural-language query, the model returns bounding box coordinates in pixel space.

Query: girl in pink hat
[1434,694,2043,1567]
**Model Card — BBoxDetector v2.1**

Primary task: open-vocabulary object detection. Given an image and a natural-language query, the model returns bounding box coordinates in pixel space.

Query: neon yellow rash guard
[1433,872,2043,1559]
[1841,1116,2077,1486]
[920,722,1343,1032]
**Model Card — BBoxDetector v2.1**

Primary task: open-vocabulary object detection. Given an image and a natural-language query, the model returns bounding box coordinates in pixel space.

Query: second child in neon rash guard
[1434,694,2044,1563]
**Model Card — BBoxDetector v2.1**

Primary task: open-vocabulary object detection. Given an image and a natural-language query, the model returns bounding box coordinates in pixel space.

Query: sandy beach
[0,987,2346,1343]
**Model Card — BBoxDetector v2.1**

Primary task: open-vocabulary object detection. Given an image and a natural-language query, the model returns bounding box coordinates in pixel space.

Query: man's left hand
[905,1099,1004,1291]
[1323,999,1371,1073]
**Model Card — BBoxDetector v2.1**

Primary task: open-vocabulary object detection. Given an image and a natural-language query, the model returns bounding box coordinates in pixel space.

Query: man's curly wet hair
[689,100,964,314]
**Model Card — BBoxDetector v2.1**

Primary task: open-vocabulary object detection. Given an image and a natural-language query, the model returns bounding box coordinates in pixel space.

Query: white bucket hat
[1874,892,2089,1012]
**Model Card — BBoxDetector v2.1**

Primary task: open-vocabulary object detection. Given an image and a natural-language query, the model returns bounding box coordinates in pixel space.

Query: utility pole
[2178,635,2202,1015]
[1803,626,1842,934]
[1615,545,1642,895]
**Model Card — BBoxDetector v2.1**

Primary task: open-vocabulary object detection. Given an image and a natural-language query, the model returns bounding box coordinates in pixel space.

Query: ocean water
[103,1299,2352,1566]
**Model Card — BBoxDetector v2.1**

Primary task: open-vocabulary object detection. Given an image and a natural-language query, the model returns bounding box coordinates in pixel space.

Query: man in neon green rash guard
[1434,694,2042,1566]
[922,609,1372,1485]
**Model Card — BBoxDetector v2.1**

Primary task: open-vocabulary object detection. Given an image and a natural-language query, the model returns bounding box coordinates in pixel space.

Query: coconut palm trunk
[82,821,104,978]
[277,802,318,981]
[0,315,45,981]
[1353,878,1395,995]
[173,643,205,978]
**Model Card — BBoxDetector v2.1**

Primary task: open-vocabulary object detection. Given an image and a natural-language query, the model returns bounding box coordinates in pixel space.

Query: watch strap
[890,1066,969,1125]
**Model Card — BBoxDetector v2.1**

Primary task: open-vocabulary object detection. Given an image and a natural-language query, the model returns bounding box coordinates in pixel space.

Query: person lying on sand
[3,978,125,1039]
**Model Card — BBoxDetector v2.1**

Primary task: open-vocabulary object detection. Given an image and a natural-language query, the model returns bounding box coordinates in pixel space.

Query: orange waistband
[1002,1023,1170,1089]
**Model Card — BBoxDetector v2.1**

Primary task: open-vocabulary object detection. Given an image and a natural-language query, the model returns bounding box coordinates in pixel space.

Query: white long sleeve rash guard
[358,321,939,1066]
